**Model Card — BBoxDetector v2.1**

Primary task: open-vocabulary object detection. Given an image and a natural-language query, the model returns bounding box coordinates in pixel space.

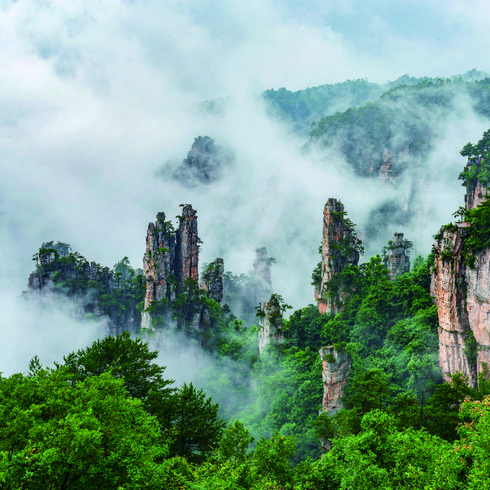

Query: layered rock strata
[258,294,284,355]
[317,199,360,315]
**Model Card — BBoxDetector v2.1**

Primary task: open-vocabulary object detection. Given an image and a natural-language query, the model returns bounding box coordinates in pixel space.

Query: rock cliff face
[317,199,360,315]
[258,294,284,355]
[320,345,352,413]
[176,205,200,285]
[201,258,224,304]
[369,147,410,183]
[141,204,208,331]
[253,247,273,306]
[383,232,411,280]
[432,173,490,385]
[432,226,475,384]
[142,205,201,330]
[142,212,177,311]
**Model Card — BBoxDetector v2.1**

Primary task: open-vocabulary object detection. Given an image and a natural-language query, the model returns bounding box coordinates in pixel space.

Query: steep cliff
[141,205,203,331]
[432,225,476,384]
[319,345,351,413]
[253,247,273,306]
[383,232,411,280]
[258,294,284,355]
[176,205,200,285]
[141,212,177,329]
[432,145,490,385]
[316,199,361,315]
[201,258,224,304]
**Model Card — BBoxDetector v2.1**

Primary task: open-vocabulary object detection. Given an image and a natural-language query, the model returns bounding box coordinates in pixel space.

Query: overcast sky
[1,0,490,373]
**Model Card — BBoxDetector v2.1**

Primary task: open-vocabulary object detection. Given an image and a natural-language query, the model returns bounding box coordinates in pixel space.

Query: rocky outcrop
[317,199,361,315]
[253,247,273,306]
[464,159,489,210]
[201,258,224,304]
[141,205,202,330]
[258,294,284,355]
[176,205,200,285]
[466,246,490,376]
[432,226,476,384]
[143,212,177,308]
[26,244,139,335]
[320,345,352,413]
[432,156,490,386]
[383,232,411,279]
[369,147,410,184]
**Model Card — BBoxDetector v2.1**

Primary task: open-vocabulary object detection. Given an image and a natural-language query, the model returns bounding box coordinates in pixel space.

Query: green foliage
[458,128,490,188]
[308,77,490,180]
[462,196,490,267]
[425,372,475,441]
[164,383,227,464]
[0,368,166,489]
[30,244,145,330]
[317,410,462,490]
[456,394,490,489]
[252,431,296,487]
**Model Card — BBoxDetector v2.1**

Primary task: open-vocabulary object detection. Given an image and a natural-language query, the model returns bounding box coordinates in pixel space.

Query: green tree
[0,368,167,489]
[61,331,173,401]
[164,383,226,463]
[456,394,490,489]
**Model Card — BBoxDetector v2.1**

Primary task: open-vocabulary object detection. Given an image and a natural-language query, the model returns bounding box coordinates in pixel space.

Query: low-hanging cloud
[2,0,490,375]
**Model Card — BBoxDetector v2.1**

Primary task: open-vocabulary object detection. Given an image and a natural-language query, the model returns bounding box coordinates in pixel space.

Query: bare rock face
[320,345,352,413]
[141,205,201,330]
[432,226,476,385]
[318,199,360,315]
[383,232,411,280]
[466,246,490,375]
[253,246,273,306]
[176,205,199,285]
[201,258,224,304]
[258,294,284,355]
[432,157,490,386]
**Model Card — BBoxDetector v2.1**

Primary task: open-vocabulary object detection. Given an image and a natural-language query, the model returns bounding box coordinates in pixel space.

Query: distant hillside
[307,77,490,176]
[261,69,489,135]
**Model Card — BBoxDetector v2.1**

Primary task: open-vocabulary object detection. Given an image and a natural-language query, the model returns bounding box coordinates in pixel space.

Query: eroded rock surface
[253,246,273,306]
[383,232,411,280]
[258,294,284,355]
[317,199,360,315]
[320,345,352,413]
[201,258,224,304]
[142,205,201,330]
[432,226,476,384]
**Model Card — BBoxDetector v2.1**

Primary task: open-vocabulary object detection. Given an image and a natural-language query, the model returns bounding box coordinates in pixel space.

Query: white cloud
[1,0,490,373]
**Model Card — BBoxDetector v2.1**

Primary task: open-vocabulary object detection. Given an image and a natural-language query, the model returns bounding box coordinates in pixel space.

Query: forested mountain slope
[8,82,490,489]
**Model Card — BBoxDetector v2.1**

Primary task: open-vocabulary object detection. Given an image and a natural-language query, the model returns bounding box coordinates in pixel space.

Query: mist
[2,0,490,375]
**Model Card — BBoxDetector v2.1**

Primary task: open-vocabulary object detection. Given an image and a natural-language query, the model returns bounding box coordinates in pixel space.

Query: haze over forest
[2,0,490,375]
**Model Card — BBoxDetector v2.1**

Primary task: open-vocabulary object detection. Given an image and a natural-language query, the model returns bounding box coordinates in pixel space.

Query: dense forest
[5,84,490,488]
